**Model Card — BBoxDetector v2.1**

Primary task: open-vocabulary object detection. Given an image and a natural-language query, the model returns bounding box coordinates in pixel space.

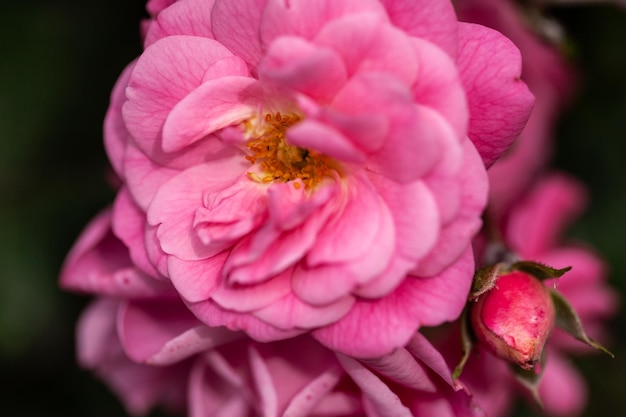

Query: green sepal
[511,355,545,410]
[469,263,506,301]
[550,289,614,357]
[510,261,572,281]
[453,308,474,379]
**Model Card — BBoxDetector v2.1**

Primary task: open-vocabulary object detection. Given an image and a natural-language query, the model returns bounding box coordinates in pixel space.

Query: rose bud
[470,270,555,370]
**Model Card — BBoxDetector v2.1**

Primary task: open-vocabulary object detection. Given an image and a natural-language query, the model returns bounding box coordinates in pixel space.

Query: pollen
[245,112,337,189]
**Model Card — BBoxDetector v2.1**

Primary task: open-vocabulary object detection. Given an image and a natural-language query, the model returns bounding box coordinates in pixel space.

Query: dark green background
[0,1,624,416]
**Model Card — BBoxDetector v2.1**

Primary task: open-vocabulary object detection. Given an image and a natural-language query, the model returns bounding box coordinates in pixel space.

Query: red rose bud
[470,270,555,370]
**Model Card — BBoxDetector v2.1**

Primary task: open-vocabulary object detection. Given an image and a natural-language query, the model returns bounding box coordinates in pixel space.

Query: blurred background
[0,1,625,416]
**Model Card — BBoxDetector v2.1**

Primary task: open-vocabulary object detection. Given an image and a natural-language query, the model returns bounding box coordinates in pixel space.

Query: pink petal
[210,267,292,312]
[144,0,216,47]
[187,299,304,342]
[162,75,260,153]
[336,354,413,417]
[76,298,121,369]
[248,345,279,416]
[411,37,468,141]
[123,132,240,209]
[147,160,248,260]
[379,0,458,58]
[360,347,437,392]
[211,0,268,69]
[300,98,389,155]
[539,351,587,416]
[357,78,446,183]
[286,119,366,164]
[123,35,239,156]
[60,209,170,298]
[103,60,135,178]
[122,142,180,210]
[313,12,418,87]
[372,175,440,266]
[77,299,189,416]
[146,0,176,16]
[457,23,534,167]
[223,184,335,285]
[166,252,227,303]
[307,175,393,268]
[312,297,416,358]
[406,332,456,388]
[195,179,268,247]
[188,351,251,417]
[145,223,170,277]
[258,36,348,103]
[292,262,362,306]
[404,247,475,327]
[112,188,163,279]
[260,0,388,46]
[507,173,587,257]
[412,140,487,277]
[253,291,355,330]
[118,298,242,365]
[354,176,441,298]
[282,364,345,416]
[313,247,474,358]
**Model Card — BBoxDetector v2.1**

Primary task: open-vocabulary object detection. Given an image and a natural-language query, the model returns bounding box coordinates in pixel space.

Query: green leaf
[469,263,506,301]
[511,261,572,281]
[550,289,614,357]
[453,308,474,379]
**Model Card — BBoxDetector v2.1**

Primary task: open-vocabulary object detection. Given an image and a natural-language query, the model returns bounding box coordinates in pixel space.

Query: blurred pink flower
[102,0,533,358]
[455,0,575,217]
[463,173,619,417]
[79,296,486,417]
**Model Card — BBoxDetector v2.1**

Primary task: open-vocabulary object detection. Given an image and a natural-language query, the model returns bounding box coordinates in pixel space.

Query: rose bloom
[460,174,619,417]
[101,0,534,358]
[62,212,484,417]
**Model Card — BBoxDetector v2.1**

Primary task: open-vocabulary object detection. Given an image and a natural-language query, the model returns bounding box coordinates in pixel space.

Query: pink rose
[104,0,534,358]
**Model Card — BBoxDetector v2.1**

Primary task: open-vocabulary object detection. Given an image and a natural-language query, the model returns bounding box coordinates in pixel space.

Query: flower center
[245,112,336,189]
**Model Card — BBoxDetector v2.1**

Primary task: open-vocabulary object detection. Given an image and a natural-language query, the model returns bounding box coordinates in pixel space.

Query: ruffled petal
[260,0,388,45]
[144,0,216,47]
[379,0,458,58]
[456,23,534,167]
[258,36,348,103]
[118,298,242,365]
[211,0,268,69]
[60,209,171,298]
[123,35,240,156]
[147,160,248,260]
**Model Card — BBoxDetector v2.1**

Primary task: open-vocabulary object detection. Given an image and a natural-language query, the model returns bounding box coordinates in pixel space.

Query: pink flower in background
[461,174,619,417]
[103,0,533,358]
[79,296,484,417]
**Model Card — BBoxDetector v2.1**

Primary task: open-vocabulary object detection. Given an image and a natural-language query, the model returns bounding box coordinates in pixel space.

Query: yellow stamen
[245,112,337,189]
